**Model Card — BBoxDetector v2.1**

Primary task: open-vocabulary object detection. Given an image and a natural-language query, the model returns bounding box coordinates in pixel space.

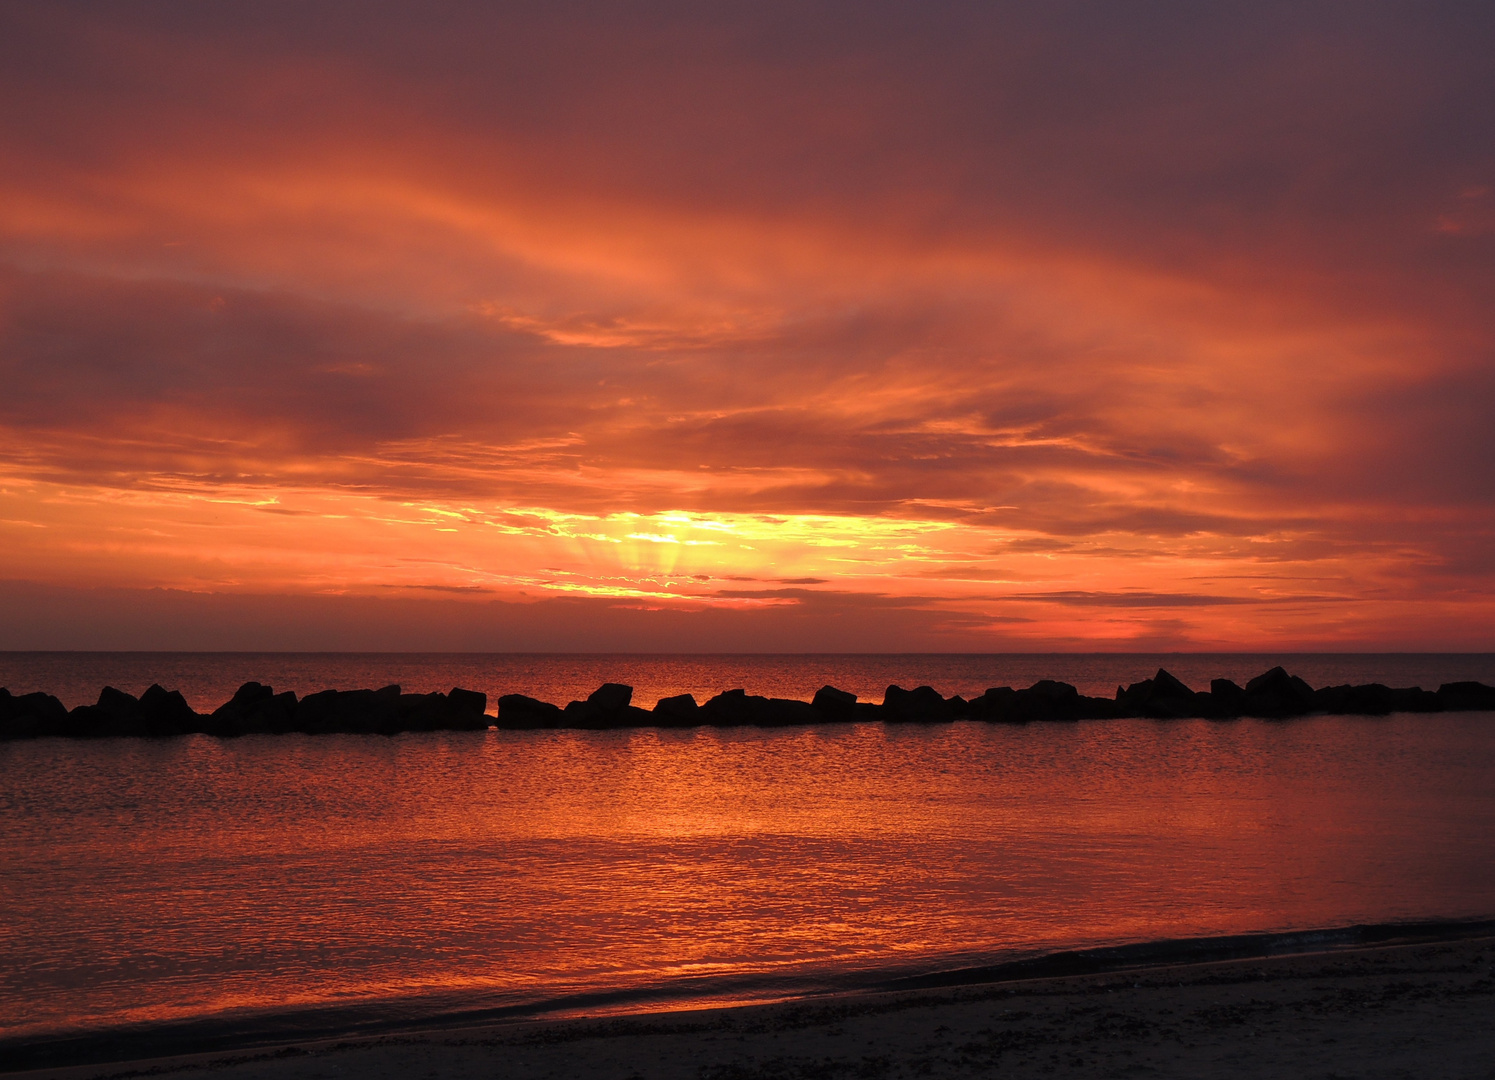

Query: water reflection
[2,714,1493,1039]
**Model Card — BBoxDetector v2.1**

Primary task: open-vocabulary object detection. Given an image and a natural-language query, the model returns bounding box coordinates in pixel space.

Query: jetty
[3,667,1494,739]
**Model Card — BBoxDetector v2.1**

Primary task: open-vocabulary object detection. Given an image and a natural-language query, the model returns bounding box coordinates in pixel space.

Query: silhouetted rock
[562,699,610,728]
[209,682,299,736]
[561,683,640,728]
[1011,679,1109,721]
[1242,667,1317,717]
[652,693,700,726]
[448,687,489,719]
[15,665,1495,739]
[1115,677,1152,712]
[295,685,403,734]
[211,683,488,736]
[1210,679,1245,716]
[883,684,954,722]
[1116,668,1203,718]
[497,693,564,729]
[590,683,634,712]
[698,688,819,726]
[214,681,272,714]
[1318,683,1392,715]
[0,688,70,739]
[967,686,1018,722]
[1153,668,1194,698]
[65,686,147,737]
[1016,680,1065,720]
[392,688,490,732]
[1438,681,1495,710]
[138,684,201,736]
[1316,683,1444,715]
[811,685,858,718]
[699,688,756,725]
[1388,686,1442,712]
[759,697,823,725]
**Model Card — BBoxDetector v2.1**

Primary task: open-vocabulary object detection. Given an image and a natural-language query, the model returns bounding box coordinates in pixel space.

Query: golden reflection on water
[2,715,1493,1039]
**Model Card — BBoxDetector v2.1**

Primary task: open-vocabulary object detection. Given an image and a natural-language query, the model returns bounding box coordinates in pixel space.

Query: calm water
[1,655,1494,1047]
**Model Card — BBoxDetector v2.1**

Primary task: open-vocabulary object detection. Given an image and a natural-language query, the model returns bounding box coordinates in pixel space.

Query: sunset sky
[1,1,1493,650]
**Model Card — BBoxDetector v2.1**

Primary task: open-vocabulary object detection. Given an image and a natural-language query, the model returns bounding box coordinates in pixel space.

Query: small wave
[6,917,1492,1074]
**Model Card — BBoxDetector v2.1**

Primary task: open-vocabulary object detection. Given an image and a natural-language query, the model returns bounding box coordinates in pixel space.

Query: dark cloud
[0,578,1017,653]
[0,2,1492,646]
[1002,591,1289,608]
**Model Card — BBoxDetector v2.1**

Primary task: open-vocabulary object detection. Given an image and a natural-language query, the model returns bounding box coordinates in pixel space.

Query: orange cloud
[0,2,1492,648]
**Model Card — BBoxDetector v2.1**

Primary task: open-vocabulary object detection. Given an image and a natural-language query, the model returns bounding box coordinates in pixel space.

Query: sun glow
[0,5,1491,649]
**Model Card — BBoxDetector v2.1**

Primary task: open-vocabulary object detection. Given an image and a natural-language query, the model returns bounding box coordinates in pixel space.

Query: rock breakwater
[3,666,1494,739]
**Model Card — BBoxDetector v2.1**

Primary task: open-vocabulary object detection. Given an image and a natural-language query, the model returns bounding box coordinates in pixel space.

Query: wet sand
[18,933,1495,1080]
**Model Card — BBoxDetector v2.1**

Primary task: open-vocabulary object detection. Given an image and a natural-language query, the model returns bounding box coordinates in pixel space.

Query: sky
[1,1,1493,651]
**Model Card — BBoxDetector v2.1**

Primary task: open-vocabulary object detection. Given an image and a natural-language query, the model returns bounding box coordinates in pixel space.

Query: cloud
[999,591,1316,608]
[0,2,1492,647]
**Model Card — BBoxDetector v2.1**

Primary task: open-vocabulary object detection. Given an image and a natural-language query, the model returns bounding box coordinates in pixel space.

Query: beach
[19,932,1494,1080]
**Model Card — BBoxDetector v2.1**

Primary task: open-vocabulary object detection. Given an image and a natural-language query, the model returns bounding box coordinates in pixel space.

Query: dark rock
[765,697,825,723]
[561,683,638,728]
[1210,679,1245,717]
[1009,680,1118,721]
[67,686,146,737]
[209,682,299,736]
[968,686,1019,722]
[698,689,818,726]
[261,692,300,732]
[0,688,70,739]
[496,693,563,729]
[1011,680,1078,722]
[699,688,755,725]
[1389,686,1442,713]
[882,684,953,722]
[393,692,446,731]
[1313,683,1351,713]
[1116,668,1203,718]
[562,698,613,729]
[761,697,822,725]
[1081,695,1124,720]
[620,704,657,725]
[1242,667,1317,717]
[15,666,1490,738]
[139,684,201,736]
[296,685,402,734]
[98,685,140,714]
[811,685,858,718]
[1152,668,1195,699]
[1321,683,1393,715]
[1438,681,1495,710]
[588,683,634,712]
[447,687,489,721]
[218,681,274,712]
[653,693,700,726]
[392,688,490,732]
[291,688,340,731]
[1318,683,1441,715]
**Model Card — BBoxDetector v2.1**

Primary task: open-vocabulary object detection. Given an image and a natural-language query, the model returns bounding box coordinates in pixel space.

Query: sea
[2,653,1494,1058]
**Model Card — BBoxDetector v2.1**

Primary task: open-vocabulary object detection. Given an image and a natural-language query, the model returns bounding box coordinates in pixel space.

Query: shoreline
[8,918,1493,1076]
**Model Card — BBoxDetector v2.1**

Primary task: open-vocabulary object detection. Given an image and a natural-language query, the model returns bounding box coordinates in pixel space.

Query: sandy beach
[17,932,1494,1080]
